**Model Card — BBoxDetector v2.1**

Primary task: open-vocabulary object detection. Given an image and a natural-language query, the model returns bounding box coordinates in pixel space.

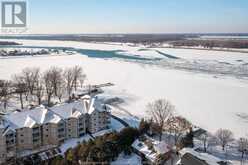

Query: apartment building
[0,96,110,164]
[87,97,111,133]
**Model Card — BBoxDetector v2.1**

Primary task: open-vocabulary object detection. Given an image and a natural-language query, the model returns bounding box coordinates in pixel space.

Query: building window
[46,129,49,131]
[21,140,24,143]
[58,128,64,132]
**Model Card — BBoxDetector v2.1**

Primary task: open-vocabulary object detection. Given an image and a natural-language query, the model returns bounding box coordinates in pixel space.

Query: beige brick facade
[0,128,6,164]
[89,110,110,133]
[16,128,33,151]
[42,123,60,146]
[66,118,78,138]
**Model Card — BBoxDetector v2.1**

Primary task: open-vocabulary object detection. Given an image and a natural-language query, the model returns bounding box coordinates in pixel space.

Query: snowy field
[0,39,248,138]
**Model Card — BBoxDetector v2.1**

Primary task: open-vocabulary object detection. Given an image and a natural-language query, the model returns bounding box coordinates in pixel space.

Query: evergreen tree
[139,118,150,135]
[181,128,194,148]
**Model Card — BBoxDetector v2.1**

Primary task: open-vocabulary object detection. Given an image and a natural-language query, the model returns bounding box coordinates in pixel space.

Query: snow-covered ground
[59,135,92,154]
[111,153,142,165]
[0,39,248,139]
[194,138,247,165]
[110,117,126,132]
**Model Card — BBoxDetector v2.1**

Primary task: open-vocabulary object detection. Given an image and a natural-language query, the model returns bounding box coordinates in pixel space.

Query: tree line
[0,65,86,110]
[170,39,248,49]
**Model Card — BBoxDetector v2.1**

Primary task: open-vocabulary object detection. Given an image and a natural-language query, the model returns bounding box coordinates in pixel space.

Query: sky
[8,0,248,34]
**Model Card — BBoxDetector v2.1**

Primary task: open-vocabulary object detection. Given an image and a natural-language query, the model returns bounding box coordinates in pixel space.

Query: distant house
[177,148,227,165]
[132,136,172,164]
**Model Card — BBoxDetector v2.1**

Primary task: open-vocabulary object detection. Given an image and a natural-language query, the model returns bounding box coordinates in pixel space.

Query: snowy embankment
[0,39,248,138]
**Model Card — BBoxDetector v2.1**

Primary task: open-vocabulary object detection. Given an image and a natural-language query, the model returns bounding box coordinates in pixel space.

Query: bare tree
[86,84,92,95]
[49,67,63,97]
[22,67,40,95]
[167,116,191,145]
[0,80,12,110]
[79,74,86,88]
[215,129,234,151]
[147,99,174,141]
[72,66,85,91]
[33,71,44,105]
[12,74,27,109]
[43,69,54,106]
[238,138,248,164]
[56,81,66,102]
[64,68,74,100]
[198,132,216,152]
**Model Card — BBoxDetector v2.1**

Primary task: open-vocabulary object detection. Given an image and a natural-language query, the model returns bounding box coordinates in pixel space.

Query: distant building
[0,96,110,164]
[132,136,172,165]
[177,148,227,165]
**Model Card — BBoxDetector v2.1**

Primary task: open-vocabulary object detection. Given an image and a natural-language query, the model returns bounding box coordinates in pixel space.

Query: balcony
[32,132,40,138]
[58,128,65,132]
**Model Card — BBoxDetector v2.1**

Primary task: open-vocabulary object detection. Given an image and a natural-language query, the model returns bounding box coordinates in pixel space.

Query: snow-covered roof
[153,141,170,154]
[2,125,16,136]
[43,110,61,124]
[0,118,16,136]
[50,96,107,119]
[50,101,88,119]
[4,105,62,129]
[132,139,157,162]
[88,97,109,114]
[2,95,107,130]
[179,148,224,165]
[132,137,171,162]
[0,118,9,129]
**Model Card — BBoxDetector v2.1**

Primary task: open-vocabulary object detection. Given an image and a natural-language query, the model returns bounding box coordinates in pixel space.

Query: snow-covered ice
[154,47,248,65]
[0,39,248,138]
